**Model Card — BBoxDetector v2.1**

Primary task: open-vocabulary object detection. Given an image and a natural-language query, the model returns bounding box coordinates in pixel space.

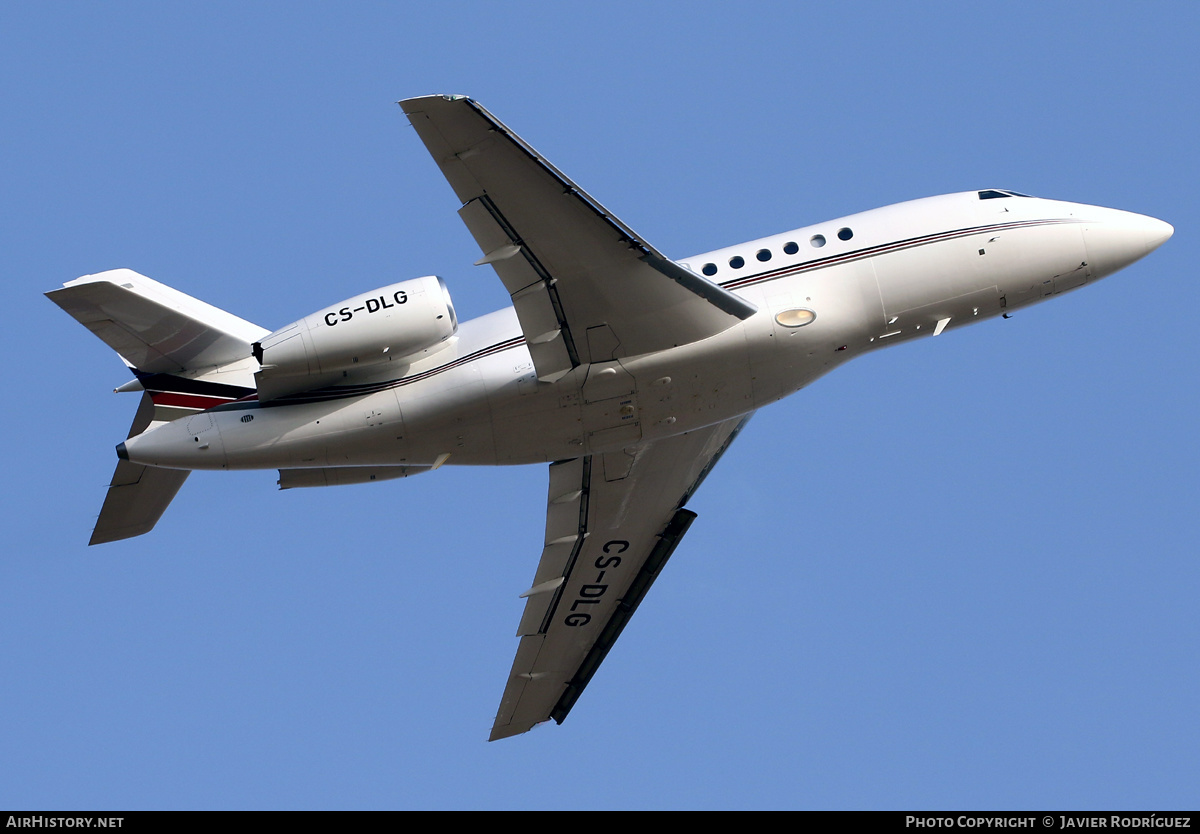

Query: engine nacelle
[253,275,457,382]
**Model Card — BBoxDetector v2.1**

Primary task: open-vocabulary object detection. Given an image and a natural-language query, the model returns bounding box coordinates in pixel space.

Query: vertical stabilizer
[46,269,265,543]
[89,392,189,545]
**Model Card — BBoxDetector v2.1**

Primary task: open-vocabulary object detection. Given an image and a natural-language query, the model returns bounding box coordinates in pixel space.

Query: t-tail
[46,269,265,544]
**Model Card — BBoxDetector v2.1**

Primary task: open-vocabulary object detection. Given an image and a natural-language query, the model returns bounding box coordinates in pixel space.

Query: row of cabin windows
[700,227,855,276]
[699,192,1033,276]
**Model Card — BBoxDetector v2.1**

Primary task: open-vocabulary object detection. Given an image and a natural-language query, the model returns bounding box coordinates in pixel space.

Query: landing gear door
[581,360,640,450]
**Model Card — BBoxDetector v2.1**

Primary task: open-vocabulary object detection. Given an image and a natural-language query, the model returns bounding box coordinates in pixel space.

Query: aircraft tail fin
[89,392,189,545]
[47,269,267,543]
[48,267,265,419]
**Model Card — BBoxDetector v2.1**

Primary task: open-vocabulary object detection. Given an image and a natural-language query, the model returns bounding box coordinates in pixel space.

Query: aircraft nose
[1146,216,1175,250]
[1127,212,1174,254]
[1084,209,1173,280]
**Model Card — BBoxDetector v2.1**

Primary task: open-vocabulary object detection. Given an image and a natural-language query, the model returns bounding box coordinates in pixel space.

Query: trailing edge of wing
[399,96,757,381]
[489,414,751,740]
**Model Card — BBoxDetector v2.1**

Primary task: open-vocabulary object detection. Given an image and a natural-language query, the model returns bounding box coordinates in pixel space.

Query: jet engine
[252,275,457,396]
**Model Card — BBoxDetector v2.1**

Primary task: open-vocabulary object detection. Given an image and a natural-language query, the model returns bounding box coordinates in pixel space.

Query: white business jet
[47,95,1172,740]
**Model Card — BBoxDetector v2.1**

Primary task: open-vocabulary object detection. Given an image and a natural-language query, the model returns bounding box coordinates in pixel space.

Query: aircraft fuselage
[120,190,1171,474]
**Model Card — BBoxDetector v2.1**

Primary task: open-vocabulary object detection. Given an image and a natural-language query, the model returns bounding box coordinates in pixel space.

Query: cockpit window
[979,189,1034,199]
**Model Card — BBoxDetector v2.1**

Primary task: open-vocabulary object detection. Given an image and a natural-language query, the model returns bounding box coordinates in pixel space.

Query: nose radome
[1085,209,1173,280]
[1144,216,1174,251]
[1119,210,1173,253]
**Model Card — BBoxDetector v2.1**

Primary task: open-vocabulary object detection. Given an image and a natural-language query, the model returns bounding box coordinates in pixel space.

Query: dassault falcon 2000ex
[48,95,1172,740]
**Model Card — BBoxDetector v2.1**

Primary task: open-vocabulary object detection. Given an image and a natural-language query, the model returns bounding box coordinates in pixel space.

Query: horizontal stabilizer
[47,269,267,375]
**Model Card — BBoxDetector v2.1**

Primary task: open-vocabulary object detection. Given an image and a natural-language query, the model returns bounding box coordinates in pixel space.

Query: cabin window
[729,255,745,269]
[756,249,772,262]
[979,189,1034,200]
[702,263,717,276]
[783,241,799,255]
[837,227,853,241]
[810,234,826,248]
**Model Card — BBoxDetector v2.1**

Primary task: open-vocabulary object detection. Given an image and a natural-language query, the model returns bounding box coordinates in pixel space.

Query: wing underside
[398,96,760,738]
[491,414,751,740]
[400,95,756,383]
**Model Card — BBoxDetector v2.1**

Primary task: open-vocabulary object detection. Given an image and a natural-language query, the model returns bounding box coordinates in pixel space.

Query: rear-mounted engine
[252,275,457,398]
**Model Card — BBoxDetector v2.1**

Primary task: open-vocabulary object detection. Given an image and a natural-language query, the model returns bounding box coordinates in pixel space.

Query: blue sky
[2,1,1197,810]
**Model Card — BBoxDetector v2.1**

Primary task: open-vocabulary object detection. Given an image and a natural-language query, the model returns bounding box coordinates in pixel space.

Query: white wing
[491,415,751,740]
[399,96,756,383]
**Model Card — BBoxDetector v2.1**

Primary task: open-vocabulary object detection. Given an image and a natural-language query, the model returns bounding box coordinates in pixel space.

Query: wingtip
[488,717,549,742]
[488,724,517,742]
[398,94,473,111]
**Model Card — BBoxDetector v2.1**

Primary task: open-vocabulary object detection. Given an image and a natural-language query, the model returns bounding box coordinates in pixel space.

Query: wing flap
[516,457,588,637]
[458,197,575,381]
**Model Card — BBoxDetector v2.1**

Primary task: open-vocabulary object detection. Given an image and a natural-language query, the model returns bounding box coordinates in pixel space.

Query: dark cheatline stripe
[717,218,1072,291]
[150,392,234,410]
[203,219,1070,412]
[133,370,255,400]
[212,336,529,409]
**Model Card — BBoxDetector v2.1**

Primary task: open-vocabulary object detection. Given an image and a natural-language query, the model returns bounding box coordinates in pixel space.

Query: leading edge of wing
[398,95,757,380]
[489,414,752,741]
[400,95,754,319]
